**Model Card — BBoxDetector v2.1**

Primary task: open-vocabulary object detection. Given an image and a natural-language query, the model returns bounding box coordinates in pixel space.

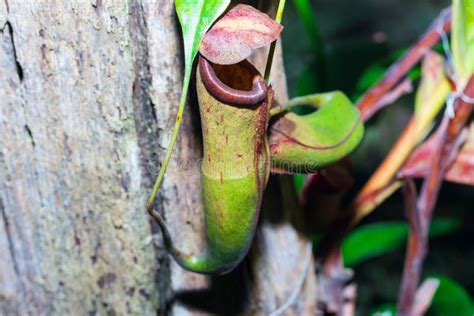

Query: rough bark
[1,1,318,315]
[0,1,161,314]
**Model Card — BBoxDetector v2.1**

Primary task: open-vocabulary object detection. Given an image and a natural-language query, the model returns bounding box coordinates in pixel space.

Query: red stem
[315,8,459,312]
[317,8,455,267]
[398,75,474,315]
[398,179,426,316]
[357,7,451,122]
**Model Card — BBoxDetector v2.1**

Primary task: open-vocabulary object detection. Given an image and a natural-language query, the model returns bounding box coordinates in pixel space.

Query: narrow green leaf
[414,51,450,136]
[292,0,325,93]
[175,0,230,71]
[292,0,324,61]
[342,218,460,267]
[428,276,474,316]
[452,0,474,77]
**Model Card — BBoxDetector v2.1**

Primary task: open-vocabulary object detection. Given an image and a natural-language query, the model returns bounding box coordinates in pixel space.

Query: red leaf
[199,4,283,65]
[399,122,474,186]
[445,124,474,185]
[398,122,447,179]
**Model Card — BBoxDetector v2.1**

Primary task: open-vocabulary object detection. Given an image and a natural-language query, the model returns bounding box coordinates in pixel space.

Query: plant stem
[147,71,191,211]
[357,7,452,122]
[264,0,286,83]
[398,75,474,315]
[315,8,454,311]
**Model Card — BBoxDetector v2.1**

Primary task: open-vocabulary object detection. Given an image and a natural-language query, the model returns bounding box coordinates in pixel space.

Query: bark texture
[0,1,318,315]
[0,1,161,314]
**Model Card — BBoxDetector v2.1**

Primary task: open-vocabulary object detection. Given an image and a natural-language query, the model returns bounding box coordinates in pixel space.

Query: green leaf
[429,218,461,236]
[293,174,305,193]
[413,52,450,139]
[291,0,325,93]
[407,66,422,81]
[369,304,397,316]
[353,47,412,101]
[175,0,230,71]
[295,63,323,96]
[342,218,460,267]
[452,0,474,77]
[353,64,386,100]
[366,276,473,316]
[292,0,324,62]
[428,276,474,316]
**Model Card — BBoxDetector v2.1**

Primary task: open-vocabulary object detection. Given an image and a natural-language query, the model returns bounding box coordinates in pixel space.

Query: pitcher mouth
[198,55,268,106]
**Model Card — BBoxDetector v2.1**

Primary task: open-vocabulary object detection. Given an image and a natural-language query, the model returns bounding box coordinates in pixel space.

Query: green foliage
[296,64,321,96]
[369,304,397,316]
[352,47,422,102]
[342,219,460,267]
[175,0,230,72]
[293,174,305,193]
[368,276,473,316]
[292,0,323,58]
[174,0,230,111]
[452,0,474,76]
[287,1,473,314]
[428,276,474,316]
[292,0,325,93]
[355,65,386,97]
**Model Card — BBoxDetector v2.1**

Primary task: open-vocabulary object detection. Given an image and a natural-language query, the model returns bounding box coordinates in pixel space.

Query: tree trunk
[0,1,318,315]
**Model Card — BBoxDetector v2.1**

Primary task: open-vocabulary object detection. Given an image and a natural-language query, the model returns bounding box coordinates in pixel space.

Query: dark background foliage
[281,0,473,314]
